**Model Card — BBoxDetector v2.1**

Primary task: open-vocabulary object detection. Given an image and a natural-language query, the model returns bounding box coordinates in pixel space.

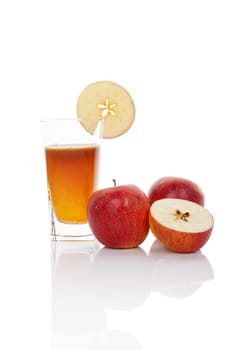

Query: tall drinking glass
[41,119,100,240]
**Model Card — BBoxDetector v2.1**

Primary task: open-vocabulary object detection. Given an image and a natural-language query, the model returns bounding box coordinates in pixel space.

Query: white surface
[0,1,233,349]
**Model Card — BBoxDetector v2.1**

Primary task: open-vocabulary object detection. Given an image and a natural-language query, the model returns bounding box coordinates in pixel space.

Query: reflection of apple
[149,240,214,298]
[148,176,204,206]
[89,247,151,310]
[88,329,141,350]
[149,198,214,253]
[87,183,150,248]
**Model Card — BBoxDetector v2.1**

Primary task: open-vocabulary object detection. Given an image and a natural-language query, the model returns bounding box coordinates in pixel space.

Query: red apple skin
[87,185,150,249]
[149,213,213,253]
[148,177,204,206]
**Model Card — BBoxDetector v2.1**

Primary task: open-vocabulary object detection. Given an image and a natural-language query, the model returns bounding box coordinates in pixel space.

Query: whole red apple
[87,183,150,248]
[148,176,205,206]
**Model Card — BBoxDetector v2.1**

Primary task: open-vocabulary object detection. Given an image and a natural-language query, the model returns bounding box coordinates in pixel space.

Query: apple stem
[112,179,117,187]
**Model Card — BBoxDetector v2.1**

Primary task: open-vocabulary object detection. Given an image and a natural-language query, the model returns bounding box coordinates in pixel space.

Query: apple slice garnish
[149,198,214,253]
[76,80,135,138]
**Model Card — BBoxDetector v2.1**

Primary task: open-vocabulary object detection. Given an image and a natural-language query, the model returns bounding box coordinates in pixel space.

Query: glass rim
[40,117,101,143]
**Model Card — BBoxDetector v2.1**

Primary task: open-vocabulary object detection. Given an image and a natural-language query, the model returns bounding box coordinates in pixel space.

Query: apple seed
[97,98,117,118]
[174,209,190,222]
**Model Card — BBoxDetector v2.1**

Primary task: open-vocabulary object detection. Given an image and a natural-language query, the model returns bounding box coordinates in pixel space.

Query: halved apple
[149,198,214,253]
[76,80,135,138]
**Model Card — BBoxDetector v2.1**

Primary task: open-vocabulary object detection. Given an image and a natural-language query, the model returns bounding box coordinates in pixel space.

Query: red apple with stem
[87,180,150,248]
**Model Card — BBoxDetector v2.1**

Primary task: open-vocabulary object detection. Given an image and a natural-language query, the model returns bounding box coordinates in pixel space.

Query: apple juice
[45,144,100,224]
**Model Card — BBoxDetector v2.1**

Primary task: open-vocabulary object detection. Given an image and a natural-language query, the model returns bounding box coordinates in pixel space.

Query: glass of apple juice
[41,119,100,240]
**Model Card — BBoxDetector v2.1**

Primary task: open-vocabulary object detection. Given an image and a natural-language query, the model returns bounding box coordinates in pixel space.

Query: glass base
[50,211,95,241]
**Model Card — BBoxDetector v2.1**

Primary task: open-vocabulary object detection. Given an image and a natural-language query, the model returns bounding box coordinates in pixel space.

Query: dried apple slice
[76,80,135,138]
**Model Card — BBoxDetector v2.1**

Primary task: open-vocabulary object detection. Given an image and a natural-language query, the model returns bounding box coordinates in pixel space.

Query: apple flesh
[87,184,150,248]
[148,176,204,206]
[76,80,135,138]
[149,198,214,253]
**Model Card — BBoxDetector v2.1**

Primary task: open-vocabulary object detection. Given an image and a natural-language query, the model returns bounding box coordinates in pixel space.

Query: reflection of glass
[41,119,100,240]
[51,240,106,340]
[89,247,151,310]
[149,240,214,298]
[51,242,148,349]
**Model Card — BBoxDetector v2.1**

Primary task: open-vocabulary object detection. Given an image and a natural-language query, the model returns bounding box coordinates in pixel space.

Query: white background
[0,0,233,349]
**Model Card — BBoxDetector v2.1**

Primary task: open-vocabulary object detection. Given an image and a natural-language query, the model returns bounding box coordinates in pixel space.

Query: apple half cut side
[149,198,214,253]
[76,80,135,138]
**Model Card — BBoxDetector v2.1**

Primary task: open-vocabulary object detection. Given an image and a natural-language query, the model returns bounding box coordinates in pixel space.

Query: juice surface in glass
[45,144,100,224]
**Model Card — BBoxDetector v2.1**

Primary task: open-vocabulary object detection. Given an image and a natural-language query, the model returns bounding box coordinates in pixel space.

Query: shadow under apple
[148,240,214,298]
[89,246,151,310]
